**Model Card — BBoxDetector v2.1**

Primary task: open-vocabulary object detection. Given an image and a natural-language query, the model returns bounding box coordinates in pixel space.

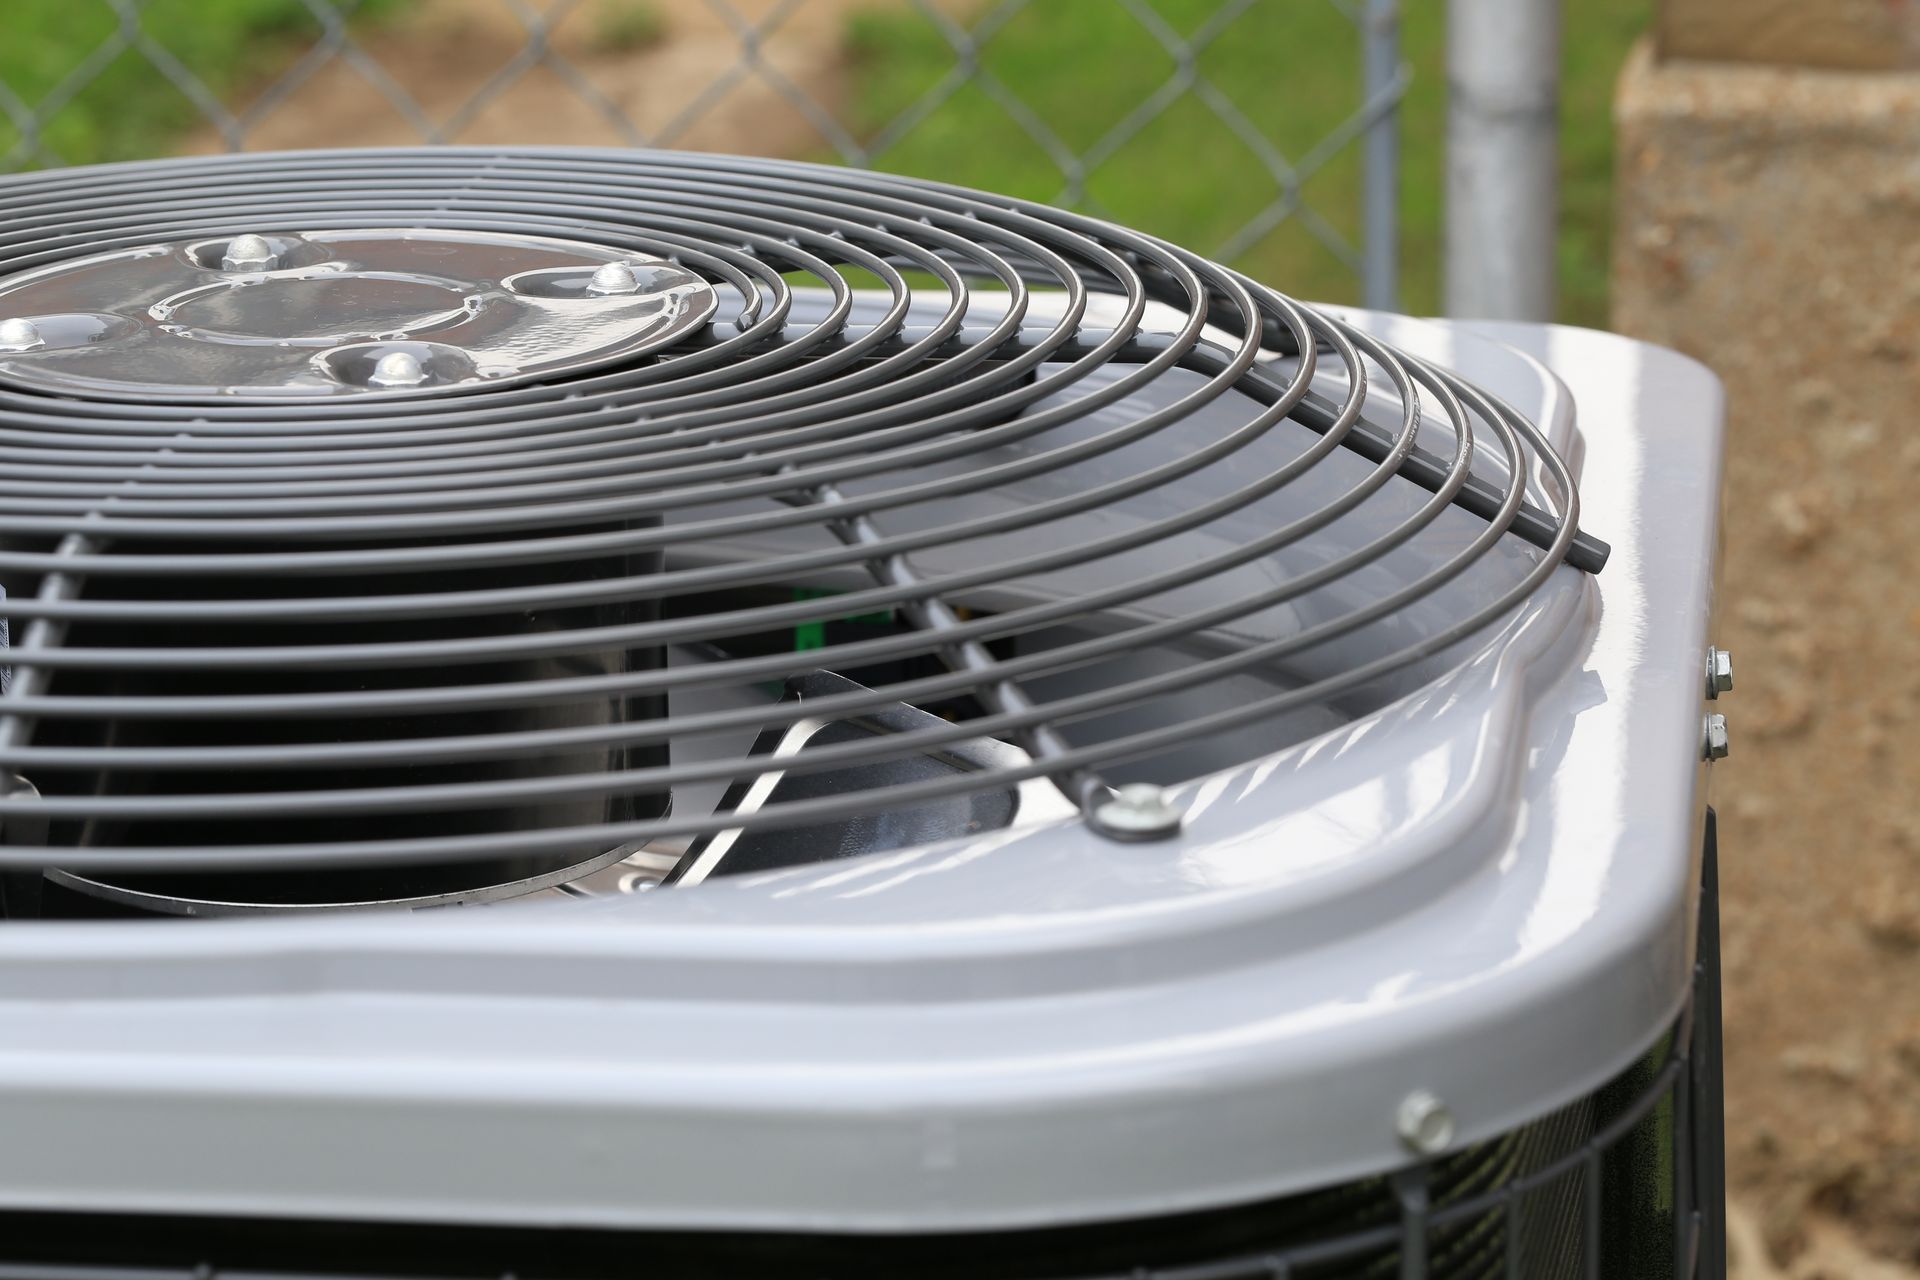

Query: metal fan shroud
[0,144,1730,1250]
[0,308,1725,1236]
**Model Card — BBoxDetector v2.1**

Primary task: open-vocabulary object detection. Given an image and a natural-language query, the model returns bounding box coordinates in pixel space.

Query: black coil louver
[0,149,1607,915]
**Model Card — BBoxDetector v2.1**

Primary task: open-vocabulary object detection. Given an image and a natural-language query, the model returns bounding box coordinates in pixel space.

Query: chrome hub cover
[0,227,716,401]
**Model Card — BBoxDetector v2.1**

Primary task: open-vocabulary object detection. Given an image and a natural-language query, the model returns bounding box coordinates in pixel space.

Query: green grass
[843,0,1650,329]
[0,0,403,173]
[2,1,1646,325]
[587,0,668,55]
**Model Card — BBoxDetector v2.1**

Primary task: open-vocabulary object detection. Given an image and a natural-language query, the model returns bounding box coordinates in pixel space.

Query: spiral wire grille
[0,148,1607,892]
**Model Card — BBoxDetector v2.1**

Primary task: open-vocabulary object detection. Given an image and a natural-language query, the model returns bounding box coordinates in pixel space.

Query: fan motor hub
[0,228,717,401]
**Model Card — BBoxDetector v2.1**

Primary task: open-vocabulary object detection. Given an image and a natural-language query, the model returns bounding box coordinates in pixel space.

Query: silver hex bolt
[1092,783,1183,841]
[0,317,42,351]
[221,233,279,272]
[1703,713,1730,761]
[1705,646,1733,698]
[368,350,429,389]
[586,261,641,296]
[1396,1090,1456,1155]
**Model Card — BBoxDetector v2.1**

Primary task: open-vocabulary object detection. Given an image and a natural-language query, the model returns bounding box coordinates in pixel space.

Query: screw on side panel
[1396,1090,1455,1155]
[1705,646,1733,698]
[1703,713,1730,761]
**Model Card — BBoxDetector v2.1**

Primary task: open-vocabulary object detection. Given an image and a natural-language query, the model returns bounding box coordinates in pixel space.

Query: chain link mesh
[0,0,1406,303]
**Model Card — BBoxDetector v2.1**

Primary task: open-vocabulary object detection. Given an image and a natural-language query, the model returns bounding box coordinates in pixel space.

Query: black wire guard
[0,148,1607,876]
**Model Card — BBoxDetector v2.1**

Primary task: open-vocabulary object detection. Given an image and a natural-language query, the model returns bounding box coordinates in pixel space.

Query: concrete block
[1658,0,1920,71]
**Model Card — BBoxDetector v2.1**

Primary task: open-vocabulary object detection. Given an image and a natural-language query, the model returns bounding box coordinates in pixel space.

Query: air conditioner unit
[0,148,1728,1279]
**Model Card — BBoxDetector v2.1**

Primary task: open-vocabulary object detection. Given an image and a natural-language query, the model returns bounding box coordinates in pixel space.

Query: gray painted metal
[0,309,1726,1234]
[1444,0,1562,320]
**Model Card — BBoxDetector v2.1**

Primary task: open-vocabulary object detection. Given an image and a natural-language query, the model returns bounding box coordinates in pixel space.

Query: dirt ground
[187,6,1917,1274]
[1612,44,1920,1279]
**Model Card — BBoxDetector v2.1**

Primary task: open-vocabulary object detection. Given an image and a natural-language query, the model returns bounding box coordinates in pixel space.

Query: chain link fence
[0,0,1409,306]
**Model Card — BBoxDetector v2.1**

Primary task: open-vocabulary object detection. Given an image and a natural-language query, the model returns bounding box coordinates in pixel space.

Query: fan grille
[0,149,1604,908]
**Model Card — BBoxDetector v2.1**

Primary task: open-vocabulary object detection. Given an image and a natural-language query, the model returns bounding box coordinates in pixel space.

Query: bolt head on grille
[1091,784,1184,840]
[219,233,279,272]
[0,316,43,351]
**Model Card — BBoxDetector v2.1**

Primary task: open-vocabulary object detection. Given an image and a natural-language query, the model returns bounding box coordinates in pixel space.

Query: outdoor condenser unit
[0,149,1729,1279]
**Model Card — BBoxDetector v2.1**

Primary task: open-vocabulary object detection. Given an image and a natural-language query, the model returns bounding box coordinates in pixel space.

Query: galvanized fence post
[1361,0,1401,313]
[1444,0,1561,320]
